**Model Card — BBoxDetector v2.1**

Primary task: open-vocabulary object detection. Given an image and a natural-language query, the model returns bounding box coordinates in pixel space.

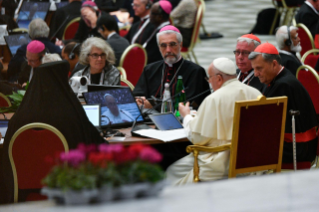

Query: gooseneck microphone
[120,109,134,122]
[50,15,70,41]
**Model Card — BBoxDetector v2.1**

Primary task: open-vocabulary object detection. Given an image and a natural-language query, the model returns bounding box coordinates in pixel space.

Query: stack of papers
[134,128,187,142]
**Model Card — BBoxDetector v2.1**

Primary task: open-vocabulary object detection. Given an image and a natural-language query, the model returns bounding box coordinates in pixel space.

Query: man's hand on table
[136,96,153,109]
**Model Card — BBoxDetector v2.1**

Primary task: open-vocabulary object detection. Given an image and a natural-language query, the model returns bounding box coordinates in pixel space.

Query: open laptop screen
[83,87,144,128]
[17,1,50,29]
[83,104,100,127]
[0,120,9,137]
[4,33,31,57]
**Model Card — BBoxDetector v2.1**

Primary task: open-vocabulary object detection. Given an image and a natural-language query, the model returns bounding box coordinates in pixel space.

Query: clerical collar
[277,66,284,76]
[279,49,302,64]
[107,32,116,40]
[305,1,319,15]
[165,56,183,67]
[140,14,150,21]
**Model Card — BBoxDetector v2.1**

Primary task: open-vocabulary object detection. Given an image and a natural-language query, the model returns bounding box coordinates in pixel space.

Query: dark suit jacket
[7,37,62,82]
[107,33,130,67]
[125,19,162,64]
[49,1,82,40]
[279,52,302,77]
[295,2,319,38]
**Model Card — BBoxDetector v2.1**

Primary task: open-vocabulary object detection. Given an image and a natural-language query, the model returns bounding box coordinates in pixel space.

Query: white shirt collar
[107,32,116,40]
[305,1,319,15]
[140,14,150,21]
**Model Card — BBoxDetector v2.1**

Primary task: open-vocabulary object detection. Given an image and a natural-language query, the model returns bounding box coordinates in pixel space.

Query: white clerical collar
[305,1,319,15]
[166,56,182,67]
[277,66,284,76]
[141,14,150,21]
[107,32,116,40]
[278,49,295,57]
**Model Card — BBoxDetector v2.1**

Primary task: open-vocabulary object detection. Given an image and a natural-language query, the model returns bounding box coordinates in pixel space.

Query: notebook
[83,104,101,127]
[17,1,51,29]
[4,33,32,57]
[149,112,183,130]
[83,87,144,128]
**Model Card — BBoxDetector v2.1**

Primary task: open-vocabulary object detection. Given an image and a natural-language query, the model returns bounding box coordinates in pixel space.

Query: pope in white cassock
[166,57,262,185]
[101,94,134,125]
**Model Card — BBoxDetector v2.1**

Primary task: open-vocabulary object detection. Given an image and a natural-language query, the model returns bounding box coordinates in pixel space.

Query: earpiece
[285,25,292,46]
[145,0,152,9]
[69,43,80,60]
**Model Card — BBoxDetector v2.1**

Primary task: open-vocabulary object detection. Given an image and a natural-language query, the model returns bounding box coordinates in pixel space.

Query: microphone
[183,88,212,104]
[120,109,134,122]
[49,15,70,41]
[101,115,119,137]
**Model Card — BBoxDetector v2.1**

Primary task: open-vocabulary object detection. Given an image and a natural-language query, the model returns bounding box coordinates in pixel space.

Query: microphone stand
[49,15,70,41]
[101,115,119,137]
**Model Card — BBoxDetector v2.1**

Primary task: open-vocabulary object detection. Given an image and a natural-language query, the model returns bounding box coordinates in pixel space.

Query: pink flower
[139,147,162,163]
[60,150,86,167]
[99,144,124,153]
[77,143,97,154]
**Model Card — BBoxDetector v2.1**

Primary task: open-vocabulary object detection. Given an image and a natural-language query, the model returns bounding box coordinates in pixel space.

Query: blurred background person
[61,42,85,77]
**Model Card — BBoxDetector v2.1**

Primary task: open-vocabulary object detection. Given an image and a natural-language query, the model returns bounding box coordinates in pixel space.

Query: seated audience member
[166,58,261,185]
[0,60,105,204]
[71,1,106,43]
[71,37,120,86]
[49,0,82,40]
[276,25,302,76]
[96,14,130,66]
[235,34,265,92]
[295,0,319,38]
[102,93,134,125]
[134,25,210,110]
[170,0,197,48]
[18,40,46,86]
[61,42,85,77]
[249,43,318,164]
[7,19,61,82]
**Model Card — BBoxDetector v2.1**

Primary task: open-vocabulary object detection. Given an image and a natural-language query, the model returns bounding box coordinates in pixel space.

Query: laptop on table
[4,33,32,57]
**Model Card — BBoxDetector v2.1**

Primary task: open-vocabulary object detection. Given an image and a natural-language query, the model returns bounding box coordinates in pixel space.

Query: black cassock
[133,58,211,110]
[263,68,318,163]
[279,52,302,77]
[0,61,105,204]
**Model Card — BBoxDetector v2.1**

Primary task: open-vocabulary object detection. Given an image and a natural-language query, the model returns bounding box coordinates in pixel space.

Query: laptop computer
[55,2,69,9]
[83,104,101,128]
[83,87,144,128]
[4,33,32,57]
[149,112,183,130]
[17,1,51,29]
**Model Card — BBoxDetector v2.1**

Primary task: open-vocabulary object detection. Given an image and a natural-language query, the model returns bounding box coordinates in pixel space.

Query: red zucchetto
[159,25,180,33]
[253,42,279,55]
[27,40,45,53]
[240,34,261,43]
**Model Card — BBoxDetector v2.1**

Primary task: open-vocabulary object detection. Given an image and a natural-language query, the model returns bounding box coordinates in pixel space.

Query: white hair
[156,30,183,45]
[28,19,50,39]
[275,25,298,49]
[41,53,62,64]
[236,37,260,48]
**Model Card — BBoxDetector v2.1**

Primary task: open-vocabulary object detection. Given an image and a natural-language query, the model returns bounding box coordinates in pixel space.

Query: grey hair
[248,52,281,64]
[79,37,115,66]
[237,37,260,48]
[275,25,298,49]
[156,30,183,45]
[28,19,50,39]
[41,53,62,64]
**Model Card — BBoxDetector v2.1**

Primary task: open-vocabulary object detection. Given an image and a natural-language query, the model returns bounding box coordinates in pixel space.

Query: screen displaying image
[55,2,69,9]
[149,113,183,130]
[17,2,50,29]
[83,87,144,128]
[83,105,100,127]
[4,34,31,56]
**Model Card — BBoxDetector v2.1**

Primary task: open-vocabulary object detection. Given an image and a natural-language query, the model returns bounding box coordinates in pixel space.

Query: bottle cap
[178,75,183,79]
[165,83,169,88]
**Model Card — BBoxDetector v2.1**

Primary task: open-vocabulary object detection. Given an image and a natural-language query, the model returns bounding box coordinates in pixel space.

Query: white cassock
[101,109,134,125]
[166,78,262,185]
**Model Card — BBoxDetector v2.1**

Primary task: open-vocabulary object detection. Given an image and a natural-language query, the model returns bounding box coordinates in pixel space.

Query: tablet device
[83,104,100,127]
[4,33,32,57]
[17,1,50,29]
[83,87,144,128]
[0,120,9,138]
[149,112,183,130]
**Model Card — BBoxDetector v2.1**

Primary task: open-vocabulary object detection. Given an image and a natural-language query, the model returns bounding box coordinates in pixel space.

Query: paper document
[134,128,187,142]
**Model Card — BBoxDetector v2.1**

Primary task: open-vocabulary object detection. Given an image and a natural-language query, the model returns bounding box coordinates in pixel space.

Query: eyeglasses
[205,74,222,82]
[24,57,40,64]
[131,3,141,7]
[233,50,251,56]
[88,53,106,59]
[159,42,178,49]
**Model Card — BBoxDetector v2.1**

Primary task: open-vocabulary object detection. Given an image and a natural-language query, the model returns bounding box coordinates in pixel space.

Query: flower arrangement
[42,143,165,203]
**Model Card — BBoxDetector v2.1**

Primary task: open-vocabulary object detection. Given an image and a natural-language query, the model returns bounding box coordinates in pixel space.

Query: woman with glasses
[71,37,120,86]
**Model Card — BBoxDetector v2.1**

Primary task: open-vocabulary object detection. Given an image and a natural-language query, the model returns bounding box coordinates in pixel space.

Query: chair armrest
[186,144,231,183]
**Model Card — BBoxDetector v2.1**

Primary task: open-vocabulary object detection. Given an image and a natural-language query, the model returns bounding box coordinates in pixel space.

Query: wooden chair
[186,95,287,182]
[180,0,205,64]
[8,123,69,203]
[62,17,81,40]
[118,44,147,86]
[0,92,11,107]
[120,78,135,91]
[297,23,315,57]
[300,49,319,69]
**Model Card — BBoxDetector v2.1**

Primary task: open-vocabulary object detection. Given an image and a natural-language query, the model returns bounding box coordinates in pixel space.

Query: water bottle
[174,76,186,117]
[161,83,173,113]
